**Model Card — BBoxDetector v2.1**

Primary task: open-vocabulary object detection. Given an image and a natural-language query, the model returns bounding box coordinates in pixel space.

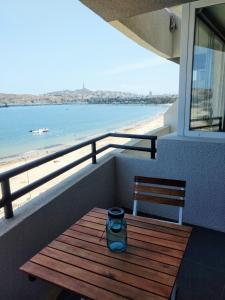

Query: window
[189,3,225,133]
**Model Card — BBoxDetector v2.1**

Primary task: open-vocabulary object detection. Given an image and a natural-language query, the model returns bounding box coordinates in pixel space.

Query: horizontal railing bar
[0,132,157,217]
[0,133,110,181]
[191,124,221,130]
[0,132,157,181]
[109,144,152,152]
[109,133,157,140]
[191,117,222,122]
[1,143,154,205]
[2,143,151,205]
[9,152,94,203]
[95,145,111,155]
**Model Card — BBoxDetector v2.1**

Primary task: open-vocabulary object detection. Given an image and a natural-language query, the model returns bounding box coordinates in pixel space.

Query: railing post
[91,142,97,164]
[1,179,13,219]
[219,117,222,131]
[151,138,156,159]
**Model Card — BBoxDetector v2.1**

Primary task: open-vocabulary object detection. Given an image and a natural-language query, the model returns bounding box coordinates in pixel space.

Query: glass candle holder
[106,207,127,252]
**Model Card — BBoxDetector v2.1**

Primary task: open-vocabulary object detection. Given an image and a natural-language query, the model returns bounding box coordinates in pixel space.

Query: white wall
[116,135,225,232]
[111,9,180,59]
[164,101,178,132]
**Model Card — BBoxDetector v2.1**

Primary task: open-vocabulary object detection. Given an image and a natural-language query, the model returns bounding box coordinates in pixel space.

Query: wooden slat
[81,215,188,244]
[73,222,103,237]
[92,207,192,232]
[126,218,188,237]
[31,254,167,300]
[70,224,184,259]
[135,185,185,197]
[89,209,192,235]
[20,208,192,300]
[41,247,171,297]
[135,176,186,188]
[134,193,184,207]
[66,227,182,266]
[20,262,126,300]
[87,211,190,238]
[75,219,186,250]
[56,235,178,276]
[49,240,175,286]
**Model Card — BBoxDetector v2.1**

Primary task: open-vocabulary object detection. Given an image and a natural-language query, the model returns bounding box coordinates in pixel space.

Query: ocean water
[0,104,169,158]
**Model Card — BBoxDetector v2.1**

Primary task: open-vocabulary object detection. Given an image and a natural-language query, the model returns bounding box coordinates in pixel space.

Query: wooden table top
[20,207,192,300]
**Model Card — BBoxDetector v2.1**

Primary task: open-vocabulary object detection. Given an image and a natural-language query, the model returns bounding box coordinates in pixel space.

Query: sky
[1,0,179,95]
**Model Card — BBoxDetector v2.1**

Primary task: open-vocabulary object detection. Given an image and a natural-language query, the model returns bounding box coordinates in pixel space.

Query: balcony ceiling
[80,0,198,61]
[80,0,198,21]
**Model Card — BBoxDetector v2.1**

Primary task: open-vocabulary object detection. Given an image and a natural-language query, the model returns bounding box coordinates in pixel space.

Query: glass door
[184,0,225,137]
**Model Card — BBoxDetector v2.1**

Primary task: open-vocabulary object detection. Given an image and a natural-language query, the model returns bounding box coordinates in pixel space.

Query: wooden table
[20,207,192,300]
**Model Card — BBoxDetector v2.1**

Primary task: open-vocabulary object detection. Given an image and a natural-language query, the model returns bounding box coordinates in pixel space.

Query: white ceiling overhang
[80,0,197,62]
[80,0,197,21]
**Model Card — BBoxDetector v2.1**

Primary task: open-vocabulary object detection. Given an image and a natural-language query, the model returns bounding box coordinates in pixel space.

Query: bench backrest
[133,176,186,224]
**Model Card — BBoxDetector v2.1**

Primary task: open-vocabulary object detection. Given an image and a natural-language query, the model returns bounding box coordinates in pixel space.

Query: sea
[0,104,169,159]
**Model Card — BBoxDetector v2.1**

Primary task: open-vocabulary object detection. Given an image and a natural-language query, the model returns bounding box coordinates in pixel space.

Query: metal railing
[190,117,222,131]
[0,132,157,219]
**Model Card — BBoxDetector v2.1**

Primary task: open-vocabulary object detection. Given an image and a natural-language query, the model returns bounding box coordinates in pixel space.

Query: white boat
[29,128,49,134]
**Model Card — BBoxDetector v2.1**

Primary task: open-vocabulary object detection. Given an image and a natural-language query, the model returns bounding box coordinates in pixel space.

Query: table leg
[28,274,36,282]
[171,281,177,300]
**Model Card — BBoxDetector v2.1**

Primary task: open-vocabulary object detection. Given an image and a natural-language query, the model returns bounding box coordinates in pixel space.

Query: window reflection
[190,4,225,132]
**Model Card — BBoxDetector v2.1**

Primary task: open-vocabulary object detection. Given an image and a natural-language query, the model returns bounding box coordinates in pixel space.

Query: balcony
[0,132,225,300]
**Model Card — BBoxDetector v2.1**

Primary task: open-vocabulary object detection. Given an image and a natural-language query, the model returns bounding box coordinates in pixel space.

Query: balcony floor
[177,225,225,300]
[56,224,225,300]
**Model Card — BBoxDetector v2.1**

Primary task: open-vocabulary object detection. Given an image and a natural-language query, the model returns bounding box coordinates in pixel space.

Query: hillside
[0,89,177,106]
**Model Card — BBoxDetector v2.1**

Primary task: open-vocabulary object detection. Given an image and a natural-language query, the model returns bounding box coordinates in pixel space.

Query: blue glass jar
[106,207,127,252]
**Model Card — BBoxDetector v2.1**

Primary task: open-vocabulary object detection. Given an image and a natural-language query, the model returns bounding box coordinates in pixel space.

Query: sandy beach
[0,113,165,216]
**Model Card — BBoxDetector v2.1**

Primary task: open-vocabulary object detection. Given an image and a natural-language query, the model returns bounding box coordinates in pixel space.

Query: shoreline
[0,112,165,167]
[0,102,173,108]
[0,112,166,215]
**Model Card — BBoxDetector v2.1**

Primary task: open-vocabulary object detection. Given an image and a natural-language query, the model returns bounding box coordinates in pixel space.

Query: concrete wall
[111,9,177,59]
[0,157,116,300]
[115,135,225,232]
[164,101,178,132]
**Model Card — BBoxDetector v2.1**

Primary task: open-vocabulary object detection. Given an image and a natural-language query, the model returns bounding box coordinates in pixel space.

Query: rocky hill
[0,88,177,106]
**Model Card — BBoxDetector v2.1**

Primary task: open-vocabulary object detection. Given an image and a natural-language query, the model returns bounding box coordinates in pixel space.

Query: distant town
[0,87,178,107]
